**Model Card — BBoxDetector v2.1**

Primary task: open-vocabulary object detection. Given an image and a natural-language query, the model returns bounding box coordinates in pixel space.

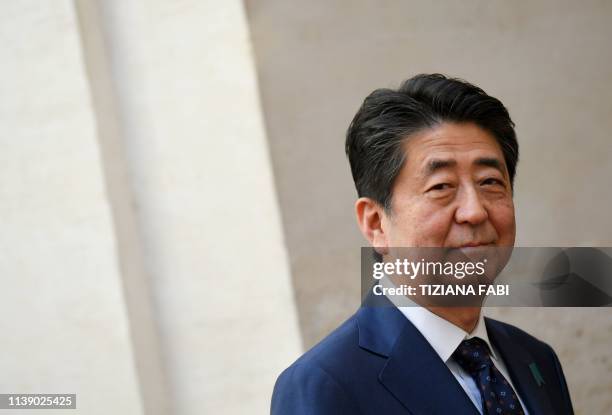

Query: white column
[76,1,302,414]
[0,1,143,414]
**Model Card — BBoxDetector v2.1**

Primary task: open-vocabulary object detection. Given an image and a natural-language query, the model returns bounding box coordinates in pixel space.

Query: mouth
[452,242,495,249]
[449,243,496,261]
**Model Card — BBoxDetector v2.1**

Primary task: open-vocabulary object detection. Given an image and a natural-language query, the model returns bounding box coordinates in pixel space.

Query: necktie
[452,337,525,415]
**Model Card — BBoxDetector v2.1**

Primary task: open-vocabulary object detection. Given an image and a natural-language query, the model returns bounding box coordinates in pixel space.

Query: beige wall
[245,0,612,413]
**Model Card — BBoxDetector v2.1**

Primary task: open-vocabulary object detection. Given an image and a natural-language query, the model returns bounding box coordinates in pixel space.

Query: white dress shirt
[381,277,529,414]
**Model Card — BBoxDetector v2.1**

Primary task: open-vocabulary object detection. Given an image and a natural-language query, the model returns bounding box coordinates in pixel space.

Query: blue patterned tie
[453,338,525,415]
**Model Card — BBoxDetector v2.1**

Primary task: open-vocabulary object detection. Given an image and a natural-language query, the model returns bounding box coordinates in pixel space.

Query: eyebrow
[423,159,457,175]
[474,157,505,175]
[422,157,507,177]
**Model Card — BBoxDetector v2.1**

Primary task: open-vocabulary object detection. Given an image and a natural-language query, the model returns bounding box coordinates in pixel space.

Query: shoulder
[271,314,367,414]
[277,313,361,383]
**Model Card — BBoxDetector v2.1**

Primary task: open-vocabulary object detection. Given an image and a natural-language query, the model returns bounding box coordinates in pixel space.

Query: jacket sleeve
[271,362,362,415]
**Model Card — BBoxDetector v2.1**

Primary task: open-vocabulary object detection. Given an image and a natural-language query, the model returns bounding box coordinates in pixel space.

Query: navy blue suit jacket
[271,295,574,414]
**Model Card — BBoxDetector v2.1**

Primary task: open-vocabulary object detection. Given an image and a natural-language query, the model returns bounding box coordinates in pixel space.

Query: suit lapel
[357,295,479,415]
[379,317,480,415]
[486,318,555,415]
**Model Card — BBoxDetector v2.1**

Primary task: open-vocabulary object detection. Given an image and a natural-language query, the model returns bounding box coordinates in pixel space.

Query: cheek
[395,203,455,246]
[489,200,516,244]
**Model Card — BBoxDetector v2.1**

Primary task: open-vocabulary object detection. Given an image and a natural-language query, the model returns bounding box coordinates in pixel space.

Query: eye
[428,183,452,191]
[481,178,505,187]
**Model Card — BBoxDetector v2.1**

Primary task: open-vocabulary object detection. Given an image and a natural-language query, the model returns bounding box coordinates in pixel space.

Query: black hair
[345,73,518,211]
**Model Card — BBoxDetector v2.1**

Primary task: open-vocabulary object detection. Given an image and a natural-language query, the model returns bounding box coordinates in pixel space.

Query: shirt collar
[380,276,498,363]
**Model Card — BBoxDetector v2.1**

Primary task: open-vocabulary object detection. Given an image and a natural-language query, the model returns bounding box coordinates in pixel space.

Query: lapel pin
[528,362,545,387]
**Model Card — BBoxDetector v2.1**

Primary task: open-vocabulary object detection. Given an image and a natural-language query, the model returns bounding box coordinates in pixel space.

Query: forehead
[403,122,505,173]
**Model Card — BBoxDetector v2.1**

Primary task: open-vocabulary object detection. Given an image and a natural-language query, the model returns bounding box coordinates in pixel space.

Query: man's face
[381,122,516,249]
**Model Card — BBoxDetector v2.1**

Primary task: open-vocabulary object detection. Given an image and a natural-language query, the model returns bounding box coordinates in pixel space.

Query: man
[271,74,574,414]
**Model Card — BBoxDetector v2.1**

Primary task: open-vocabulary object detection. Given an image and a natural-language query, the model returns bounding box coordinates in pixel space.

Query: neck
[428,306,481,333]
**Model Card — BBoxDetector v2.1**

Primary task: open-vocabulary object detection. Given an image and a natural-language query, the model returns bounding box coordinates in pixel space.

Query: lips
[451,243,496,263]
[461,242,487,248]
[454,242,494,249]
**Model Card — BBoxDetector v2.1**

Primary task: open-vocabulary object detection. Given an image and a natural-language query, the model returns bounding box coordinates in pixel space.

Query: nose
[454,185,488,225]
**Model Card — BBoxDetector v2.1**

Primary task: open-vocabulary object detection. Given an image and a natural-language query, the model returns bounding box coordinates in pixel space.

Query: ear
[355,197,390,256]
